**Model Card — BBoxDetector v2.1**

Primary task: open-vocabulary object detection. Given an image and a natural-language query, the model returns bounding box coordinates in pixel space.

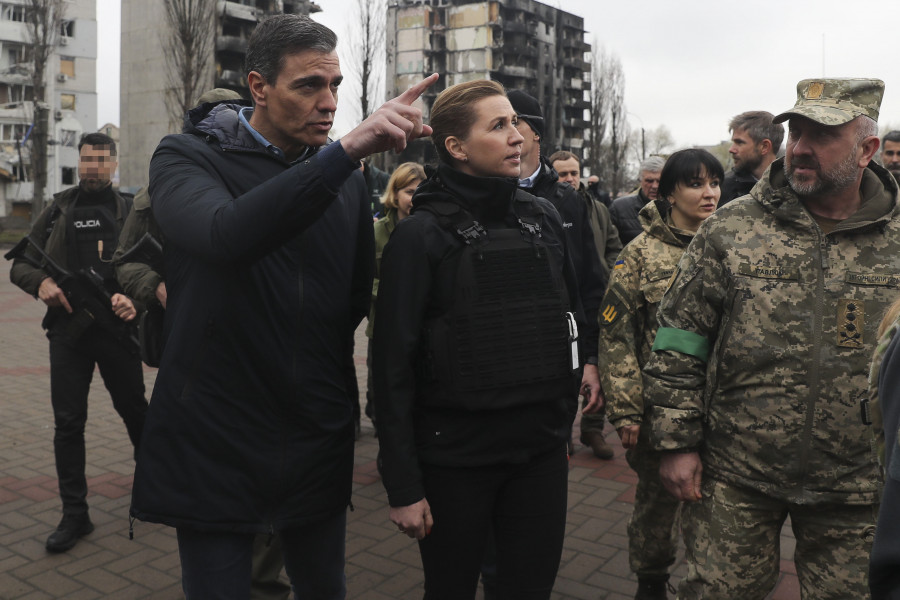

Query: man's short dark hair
[548,150,580,166]
[244,14,338,85]
[78,132,116,156]
[729,111,784,152]
[883,130,900,146]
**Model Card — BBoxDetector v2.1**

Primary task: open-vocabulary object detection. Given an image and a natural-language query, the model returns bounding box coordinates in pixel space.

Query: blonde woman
[364,162,425,431]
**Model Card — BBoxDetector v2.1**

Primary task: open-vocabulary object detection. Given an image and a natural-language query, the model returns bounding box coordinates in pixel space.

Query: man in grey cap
[643,78,896,599]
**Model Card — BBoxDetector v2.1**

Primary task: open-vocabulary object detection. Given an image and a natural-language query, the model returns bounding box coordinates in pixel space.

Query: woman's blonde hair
[381,162,426,209]
[430,79,507,165]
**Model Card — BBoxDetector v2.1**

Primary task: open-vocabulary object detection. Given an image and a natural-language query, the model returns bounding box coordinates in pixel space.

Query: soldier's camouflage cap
[195,88,242,105]
[773,78,884,126]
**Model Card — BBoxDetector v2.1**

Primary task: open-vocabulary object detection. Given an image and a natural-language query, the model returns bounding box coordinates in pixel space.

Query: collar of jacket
[185,101,326,161]
[51,184,127,220]
[413,163,519,224]
[638,198,693,248]
[759,157,899,231]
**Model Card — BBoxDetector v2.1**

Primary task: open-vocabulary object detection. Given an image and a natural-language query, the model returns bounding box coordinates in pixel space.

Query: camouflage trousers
[625,439,681,578]
[677,478,877,600]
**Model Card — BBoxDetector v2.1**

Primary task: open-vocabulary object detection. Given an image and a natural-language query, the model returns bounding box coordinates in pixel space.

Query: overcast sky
[99,0,900,147]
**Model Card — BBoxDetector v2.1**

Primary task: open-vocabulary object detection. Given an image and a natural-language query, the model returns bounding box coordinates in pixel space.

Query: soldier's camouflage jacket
[644,158,900,505]
[599,199,694,431]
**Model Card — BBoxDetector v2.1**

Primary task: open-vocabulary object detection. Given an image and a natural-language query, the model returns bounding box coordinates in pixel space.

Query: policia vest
[415,190,579,411]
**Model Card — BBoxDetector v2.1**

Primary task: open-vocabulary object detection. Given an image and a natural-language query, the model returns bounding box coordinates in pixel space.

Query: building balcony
[502,20,535,35]
[501,44,537,58]
[217,69,247,88]
[562,56,588,71]
[218,1,262,23]
[495,65,536,79]
[216,35,248,54]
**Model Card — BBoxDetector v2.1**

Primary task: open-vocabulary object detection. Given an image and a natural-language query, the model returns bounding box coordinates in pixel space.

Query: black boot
[634,575,670,600]
[46,512,94,553]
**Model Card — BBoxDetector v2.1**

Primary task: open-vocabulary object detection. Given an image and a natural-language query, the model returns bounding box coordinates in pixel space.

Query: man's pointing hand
[341,73,439,160]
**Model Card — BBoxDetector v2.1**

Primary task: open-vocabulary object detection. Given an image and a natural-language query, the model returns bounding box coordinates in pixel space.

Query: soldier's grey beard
[784,147,859,197]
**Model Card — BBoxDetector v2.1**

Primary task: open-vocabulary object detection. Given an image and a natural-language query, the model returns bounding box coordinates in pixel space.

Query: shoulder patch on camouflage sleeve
[600,296,623,327]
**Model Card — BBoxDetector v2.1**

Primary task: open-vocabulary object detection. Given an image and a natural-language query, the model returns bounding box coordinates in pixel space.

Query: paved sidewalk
[0,272,800,599]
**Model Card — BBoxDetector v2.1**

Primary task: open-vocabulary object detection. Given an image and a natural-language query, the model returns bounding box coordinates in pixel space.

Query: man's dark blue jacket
[130,101,373,532]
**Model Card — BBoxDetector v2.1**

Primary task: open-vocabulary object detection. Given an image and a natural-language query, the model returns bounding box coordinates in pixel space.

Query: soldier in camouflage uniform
[600,149,723,600]
[643,78,893,600]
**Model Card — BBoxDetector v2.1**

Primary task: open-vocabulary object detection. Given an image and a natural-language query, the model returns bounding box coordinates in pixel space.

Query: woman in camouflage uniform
[598,149,723,600]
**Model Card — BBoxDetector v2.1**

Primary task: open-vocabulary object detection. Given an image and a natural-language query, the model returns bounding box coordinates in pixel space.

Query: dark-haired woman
[598,148,723,598]
[373,79,586,599]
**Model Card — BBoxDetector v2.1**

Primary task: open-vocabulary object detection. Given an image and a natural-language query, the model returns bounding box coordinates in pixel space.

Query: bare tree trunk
[162,0,216,132]
[588,40,608,178]
[25,0,65,220]
[589,45,628,196]
[351,0,385,121]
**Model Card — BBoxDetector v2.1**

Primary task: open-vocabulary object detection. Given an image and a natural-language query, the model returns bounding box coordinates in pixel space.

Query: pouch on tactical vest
[415,191,579,411]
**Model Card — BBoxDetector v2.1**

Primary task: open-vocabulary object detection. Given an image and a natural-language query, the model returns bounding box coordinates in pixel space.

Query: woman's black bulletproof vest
[416,191,578,411]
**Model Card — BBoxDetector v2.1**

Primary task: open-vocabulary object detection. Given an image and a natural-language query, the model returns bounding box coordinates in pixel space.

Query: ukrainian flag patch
[614,260,625,270]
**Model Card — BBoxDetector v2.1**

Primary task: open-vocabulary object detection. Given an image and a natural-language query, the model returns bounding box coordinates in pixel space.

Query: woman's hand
[390,498,433,540]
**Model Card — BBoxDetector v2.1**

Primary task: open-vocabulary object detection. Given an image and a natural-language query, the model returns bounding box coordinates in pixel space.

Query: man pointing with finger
[129,14,437,598]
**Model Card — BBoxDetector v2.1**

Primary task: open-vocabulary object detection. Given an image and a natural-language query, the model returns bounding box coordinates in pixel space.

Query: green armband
[652,327,710,363]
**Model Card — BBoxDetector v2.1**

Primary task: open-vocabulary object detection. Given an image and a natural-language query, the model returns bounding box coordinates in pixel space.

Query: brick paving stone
[0,273,804,599]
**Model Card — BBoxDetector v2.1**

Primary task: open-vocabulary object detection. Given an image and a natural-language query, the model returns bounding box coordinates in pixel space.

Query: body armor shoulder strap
[416,191,548,244]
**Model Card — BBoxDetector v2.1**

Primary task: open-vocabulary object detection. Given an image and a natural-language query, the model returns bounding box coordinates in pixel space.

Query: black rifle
[5,235,140,351]
[115,232,164,273]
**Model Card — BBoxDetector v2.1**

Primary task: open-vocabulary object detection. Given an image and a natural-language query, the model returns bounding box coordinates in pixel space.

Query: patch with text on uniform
[837,299,864,348]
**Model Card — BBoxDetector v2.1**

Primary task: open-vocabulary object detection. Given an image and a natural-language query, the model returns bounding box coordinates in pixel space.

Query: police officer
[10,132,148,553]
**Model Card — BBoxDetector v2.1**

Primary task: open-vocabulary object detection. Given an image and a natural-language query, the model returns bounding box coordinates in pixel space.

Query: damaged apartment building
[386,0,591,167]
[0,0,96,222]
[119,0,320,191]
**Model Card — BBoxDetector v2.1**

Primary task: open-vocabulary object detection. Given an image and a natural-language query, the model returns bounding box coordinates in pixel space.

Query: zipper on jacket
[798,229,829,487]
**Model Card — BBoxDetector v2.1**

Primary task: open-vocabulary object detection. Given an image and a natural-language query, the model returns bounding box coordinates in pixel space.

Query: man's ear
[248,71,267,107]
[859,136,881,167]
[758,138,773,157]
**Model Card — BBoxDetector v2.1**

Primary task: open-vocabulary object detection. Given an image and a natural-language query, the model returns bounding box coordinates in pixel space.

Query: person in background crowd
[364,161,425,435]
[879,130,900,182]
[609,157,665,246]
[547,148,622,459]
[506,89,605,458]
[586,175,612,207]
[719,111,783,207]
[644,78,894,599]
[9,133,148,553]
[362,158,391,216]
[375,79,590,599]
[129,13,436,597]
[600,148,722,600]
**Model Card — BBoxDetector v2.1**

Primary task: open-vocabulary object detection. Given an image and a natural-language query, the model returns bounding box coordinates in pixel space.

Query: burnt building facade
[385,0,590,168]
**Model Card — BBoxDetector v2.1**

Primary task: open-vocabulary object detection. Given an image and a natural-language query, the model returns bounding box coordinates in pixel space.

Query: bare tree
[24,0,65,219]
[162,0,216,132]
[588,45,630,196]
[587,40,608,179]
[346,0,385,122]
[631,125,674,164]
